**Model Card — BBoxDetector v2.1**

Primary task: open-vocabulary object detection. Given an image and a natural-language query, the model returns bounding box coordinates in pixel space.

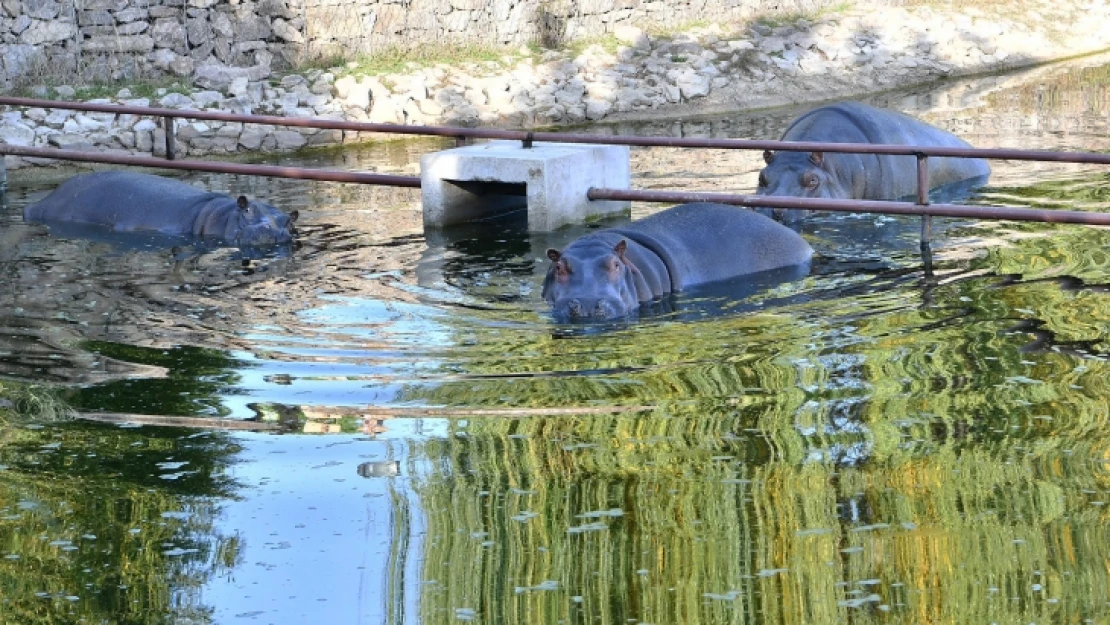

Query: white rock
[586,98,612,120]
[239,129,265,150]
[20,20,77,45]
[368,98,403,124]
[333,75,357,99]
[419,98,444,117]
[74,115,107,132]
[159,93,195,108]
[115,131,136,149]
[192,90,224,108]
[0,120,35,146]
[343,80,372,109]
[136,130,154,152]
[133,119,158,133]
[273,130,307,150]
[228,77,250,97]
[614,25,650,50]
[673,70,711,99]
[759,37,786,54]
[44,110,72,128]
[272,18,304,44]
[177,122,210,139]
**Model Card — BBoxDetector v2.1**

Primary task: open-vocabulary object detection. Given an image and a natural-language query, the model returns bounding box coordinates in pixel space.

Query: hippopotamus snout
[554,297,626,321]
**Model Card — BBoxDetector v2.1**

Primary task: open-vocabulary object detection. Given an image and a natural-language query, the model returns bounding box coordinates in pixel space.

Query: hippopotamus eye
[801,172,820,190]
[758,172,768,187]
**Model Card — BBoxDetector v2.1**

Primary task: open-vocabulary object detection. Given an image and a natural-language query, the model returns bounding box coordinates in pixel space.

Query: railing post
[163,116,176,160]
[916,153,933,275]
[0,153,7,194]
[455,135,467,148]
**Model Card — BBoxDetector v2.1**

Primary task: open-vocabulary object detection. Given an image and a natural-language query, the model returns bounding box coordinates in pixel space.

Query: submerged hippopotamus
[756,101,991,219]
[24,171,298,247]
[543,202,813,321]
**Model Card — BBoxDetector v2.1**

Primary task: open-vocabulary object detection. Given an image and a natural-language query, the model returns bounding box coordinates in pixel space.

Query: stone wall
[0,0,840,89]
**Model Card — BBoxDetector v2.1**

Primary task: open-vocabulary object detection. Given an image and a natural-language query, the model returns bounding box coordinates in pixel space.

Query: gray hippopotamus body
[24,171,298,246]
[543,202,813,321]
[757,101,990,218]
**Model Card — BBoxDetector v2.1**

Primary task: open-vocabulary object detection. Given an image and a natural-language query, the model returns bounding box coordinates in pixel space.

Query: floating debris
[568,522,609,534]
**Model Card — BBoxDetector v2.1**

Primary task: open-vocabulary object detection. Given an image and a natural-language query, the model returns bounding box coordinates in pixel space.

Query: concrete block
[420,140,630,231]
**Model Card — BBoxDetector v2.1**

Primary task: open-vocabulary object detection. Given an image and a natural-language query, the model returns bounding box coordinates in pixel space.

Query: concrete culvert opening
[443,179,528,219]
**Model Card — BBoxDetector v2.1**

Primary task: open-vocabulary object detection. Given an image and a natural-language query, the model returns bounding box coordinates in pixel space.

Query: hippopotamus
[756,101,991,220]
[24,171,298,247]
[543,202,813,321]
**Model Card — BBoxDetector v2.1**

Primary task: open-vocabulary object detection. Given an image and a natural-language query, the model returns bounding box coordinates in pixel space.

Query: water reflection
[0,422,241,624]
[0,53,1109,623]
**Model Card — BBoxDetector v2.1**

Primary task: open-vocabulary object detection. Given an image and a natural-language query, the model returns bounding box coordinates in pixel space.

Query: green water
[1,53,1109,623]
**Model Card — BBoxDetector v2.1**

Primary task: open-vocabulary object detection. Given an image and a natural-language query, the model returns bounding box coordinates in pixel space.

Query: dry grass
[5,49,183,99]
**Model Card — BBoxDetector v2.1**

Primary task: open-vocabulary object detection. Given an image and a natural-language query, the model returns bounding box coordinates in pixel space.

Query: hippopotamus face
[233,196,299,247]
[754,150,848,221]
[755,150,844,200]
[543,238,639,322]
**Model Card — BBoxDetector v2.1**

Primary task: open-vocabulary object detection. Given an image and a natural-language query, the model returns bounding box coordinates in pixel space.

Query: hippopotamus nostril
[567,299,583,316]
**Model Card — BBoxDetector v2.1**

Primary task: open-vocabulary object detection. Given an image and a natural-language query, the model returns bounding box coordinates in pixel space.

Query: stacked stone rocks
[2,1,1110,169]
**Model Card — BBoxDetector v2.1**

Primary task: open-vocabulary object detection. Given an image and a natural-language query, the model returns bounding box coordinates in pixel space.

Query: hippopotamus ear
[808,152,824,167]
[237,195,249,210]
[289,210,299,222]
[547,248,561,262]
[763,150,775,164]
[613,239,627,258]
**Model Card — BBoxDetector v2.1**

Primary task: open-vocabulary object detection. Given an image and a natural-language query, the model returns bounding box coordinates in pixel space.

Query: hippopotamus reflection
[756,101,991,220]
[543,202,813,321]
[24,171,298,247]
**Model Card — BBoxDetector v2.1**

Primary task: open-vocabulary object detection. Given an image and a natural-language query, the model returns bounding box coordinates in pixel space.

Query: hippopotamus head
[543,237,640,322]
[227,196,299,247]
[754,150,846,220]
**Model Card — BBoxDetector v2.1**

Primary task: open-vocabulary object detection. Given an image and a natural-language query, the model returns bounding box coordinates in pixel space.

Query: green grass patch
[753,1,855,27]
[300,43,514,78]
[645,19,713,38]
[566,34,623,58]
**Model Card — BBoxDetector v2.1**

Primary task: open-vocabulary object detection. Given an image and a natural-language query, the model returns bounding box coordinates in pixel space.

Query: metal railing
[3,95,1110,165]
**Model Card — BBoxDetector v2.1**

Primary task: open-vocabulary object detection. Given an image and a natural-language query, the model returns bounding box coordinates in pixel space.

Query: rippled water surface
[1,54,1109,624]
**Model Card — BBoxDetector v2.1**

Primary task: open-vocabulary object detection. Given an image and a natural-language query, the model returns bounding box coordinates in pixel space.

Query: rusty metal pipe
[0,144,422,187]
[5,95,1110,165]
[587,187,1110,227]
[163,116,176,161]
[915,154,929,206]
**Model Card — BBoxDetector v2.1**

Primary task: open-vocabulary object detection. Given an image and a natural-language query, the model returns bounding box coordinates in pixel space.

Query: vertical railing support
[163,116,176,160]
[915,153,933,275]
[0,153,7,194]
[455,135,467,148]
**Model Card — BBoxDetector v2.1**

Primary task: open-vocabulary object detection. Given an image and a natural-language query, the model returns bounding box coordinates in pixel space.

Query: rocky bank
[2,0,1110,170]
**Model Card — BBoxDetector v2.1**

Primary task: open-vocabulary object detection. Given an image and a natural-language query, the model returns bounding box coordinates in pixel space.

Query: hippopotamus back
[543,202,813,321]
[24,171,298,247]
[756,101,990,216]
